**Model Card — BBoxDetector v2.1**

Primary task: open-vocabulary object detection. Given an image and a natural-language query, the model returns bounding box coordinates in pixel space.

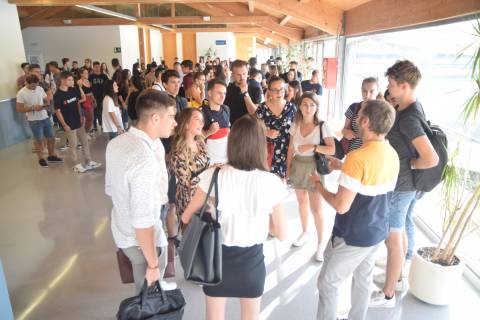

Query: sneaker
[369,290,396,308]
[315,244,324,262]
[373,273,408,292]
[73,163,87,173]
[76,144,82,150]
[59,144,69,151]
[47,155,63,163]
[38,159,48,168]
[85,161,102,170]
[160,281,177,291]
[292,232,309,247]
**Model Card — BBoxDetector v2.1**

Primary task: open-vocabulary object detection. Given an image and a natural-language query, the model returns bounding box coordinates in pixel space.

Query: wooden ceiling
[11,0,480,47]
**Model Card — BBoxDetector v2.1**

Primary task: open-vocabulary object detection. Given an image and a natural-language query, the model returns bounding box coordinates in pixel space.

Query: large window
[341,18,480,281]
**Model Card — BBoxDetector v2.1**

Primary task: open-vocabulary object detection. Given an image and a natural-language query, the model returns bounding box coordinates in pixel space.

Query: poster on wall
[27,52,44,71]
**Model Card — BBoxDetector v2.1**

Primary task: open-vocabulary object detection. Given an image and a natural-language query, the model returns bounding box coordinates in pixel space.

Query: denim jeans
[388,191,417,259]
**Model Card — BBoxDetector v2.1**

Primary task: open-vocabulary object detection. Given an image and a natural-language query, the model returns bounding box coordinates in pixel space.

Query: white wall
[22,26,122,72]
[196,32,236,60]
[150,29,163,64]
[119,25,140,70]
[1,0,27,99]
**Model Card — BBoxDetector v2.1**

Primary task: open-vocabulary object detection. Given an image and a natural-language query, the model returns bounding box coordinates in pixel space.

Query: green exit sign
[114,47,121,53]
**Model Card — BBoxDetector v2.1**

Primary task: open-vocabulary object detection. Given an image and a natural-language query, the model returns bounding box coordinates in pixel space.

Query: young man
[200,79,230,164]
[54,71,101,173]
[152,67,165,91]
[70,61,80,80]
[312,100,399,320]
[369,60,439,308]
[224,60,262,124]
[16,62,30,91]
[180,59,194,95]
[173,62,183,81]
[89,61,109,131]
[61,58,70,71]
[16,75,62,167]
[301,70,323,96]
[282,61,303,82]
[106,89,178,293]
[144,63,157,89]
[111,58,122,84]
[83,58,93,74]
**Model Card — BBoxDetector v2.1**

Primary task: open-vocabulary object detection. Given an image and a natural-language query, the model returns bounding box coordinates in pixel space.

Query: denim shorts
[388,191,417,232]
[29,118,54,140]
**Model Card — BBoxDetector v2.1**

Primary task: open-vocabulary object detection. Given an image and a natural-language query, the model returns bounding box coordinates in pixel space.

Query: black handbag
[117,280,185,320]
[314,121,331,175]
[178,167,222,286]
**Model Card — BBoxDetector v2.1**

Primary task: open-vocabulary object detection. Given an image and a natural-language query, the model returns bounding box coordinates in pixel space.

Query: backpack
[401,114,448,192]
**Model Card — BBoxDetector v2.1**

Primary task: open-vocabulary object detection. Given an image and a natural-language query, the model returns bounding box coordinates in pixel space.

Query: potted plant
[408,18,480,306]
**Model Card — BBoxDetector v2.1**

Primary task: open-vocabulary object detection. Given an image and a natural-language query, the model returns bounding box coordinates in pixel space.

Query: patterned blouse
[256,101,296,178]
[170,141,210,217]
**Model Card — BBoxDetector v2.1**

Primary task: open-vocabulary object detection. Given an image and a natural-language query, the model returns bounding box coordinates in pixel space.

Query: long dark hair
[103,79,118,105]
[288,80,303,104]
[294,92,321,126]
[227,114,268,171]
[214,65,226,82]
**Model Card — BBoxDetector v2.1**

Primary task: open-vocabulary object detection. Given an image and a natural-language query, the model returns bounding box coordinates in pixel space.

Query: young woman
[341,77,382,153]
[182,114,287,320]
[256,76,296,179]
[286,92,335,261]
[126,76,144,122]
[186,72,206,108]
[101,79,124,140]
[171,108,210,228]
[77,68,95,134]
[287,80,303,105]
[100,62,110,79]
[214,65,227,83]
[286,68,297,82]
[118,69,131,129]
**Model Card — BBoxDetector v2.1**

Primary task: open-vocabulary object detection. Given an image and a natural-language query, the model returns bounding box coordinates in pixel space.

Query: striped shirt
[344,102,362,152]
[333,140,400,247]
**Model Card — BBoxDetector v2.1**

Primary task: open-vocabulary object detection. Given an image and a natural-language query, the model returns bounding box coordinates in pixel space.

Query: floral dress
[170,142,210,217]
[256,101,296,178]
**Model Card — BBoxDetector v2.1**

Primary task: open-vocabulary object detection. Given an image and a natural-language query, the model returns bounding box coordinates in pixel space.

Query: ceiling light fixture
[151,24,174,32]
[75,4,137,22]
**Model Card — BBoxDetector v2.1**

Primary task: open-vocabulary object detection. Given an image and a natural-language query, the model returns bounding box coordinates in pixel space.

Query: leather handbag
[178,167,222,286]
[314,122,331,175]
[117,280,185,320]
[266,140,275,169]
[116,249,134,284]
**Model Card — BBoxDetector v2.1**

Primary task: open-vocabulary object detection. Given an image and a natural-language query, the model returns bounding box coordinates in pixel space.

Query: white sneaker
[369,290,396,308]
[315,244,324,262]
[73,163,87,173]
[292,232,309,247]
[160,281,177,291]
[85,161,102,170]
[373,273,408,292]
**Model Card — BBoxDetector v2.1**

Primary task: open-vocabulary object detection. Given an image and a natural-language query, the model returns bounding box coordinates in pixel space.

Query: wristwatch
[241,91,249,97]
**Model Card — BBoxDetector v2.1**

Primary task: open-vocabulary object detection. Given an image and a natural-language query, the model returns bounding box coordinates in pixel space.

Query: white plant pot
[408,247,464,306]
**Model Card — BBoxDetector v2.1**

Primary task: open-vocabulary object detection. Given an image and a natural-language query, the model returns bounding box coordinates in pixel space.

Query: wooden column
[145,28,152,63]
[138,27,146,65]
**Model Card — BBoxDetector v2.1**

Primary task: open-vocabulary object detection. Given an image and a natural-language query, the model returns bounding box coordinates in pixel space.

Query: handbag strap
[140,280,167,306]
[319,121,325,146]
[198,166,221,220]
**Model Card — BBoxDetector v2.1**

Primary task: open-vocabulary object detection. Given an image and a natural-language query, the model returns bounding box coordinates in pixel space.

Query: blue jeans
[29,118,54,140]
[108,132,118,140]
[388,191,417,259]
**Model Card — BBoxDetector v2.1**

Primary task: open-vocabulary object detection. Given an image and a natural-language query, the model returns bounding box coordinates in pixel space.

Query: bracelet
[147,264,158,270]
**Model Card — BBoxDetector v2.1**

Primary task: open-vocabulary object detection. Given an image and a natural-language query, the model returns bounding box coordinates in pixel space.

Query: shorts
[388,191,417,232]
[289,155,323,192]
[29,118,55,140]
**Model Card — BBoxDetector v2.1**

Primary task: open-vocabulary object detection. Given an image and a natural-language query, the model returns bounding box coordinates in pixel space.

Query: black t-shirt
[54,87,82,130]
[301,80,323,95]
[199,100,231,130]
[386,101,427,191]
[88,73,108,101]
[225,82,262,124]
[112,68,122,84]
[127,90,141,120]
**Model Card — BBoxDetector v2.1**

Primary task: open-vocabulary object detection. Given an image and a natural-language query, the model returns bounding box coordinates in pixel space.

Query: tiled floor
[0,134,479,320]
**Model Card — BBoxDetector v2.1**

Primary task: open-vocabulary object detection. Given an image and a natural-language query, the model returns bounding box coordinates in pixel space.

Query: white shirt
[106,127,169,248]
[102,96,124,133]
[16,86,49,121]
[290,121,334,156]
[152,82,165,91]
[198,165,288,247]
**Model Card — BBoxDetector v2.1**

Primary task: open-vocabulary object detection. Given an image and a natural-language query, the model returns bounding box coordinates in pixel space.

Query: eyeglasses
[269,88,285,93]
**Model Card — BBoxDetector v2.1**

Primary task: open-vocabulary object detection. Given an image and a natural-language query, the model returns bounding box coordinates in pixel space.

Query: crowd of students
[15,54,438,320]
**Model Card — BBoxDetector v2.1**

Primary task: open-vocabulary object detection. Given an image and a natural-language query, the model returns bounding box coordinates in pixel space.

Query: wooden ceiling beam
[259,17,303,41]
[139,15,270,25]
[255,0,343,35]
[10,0,246,5]
[279,15,291,26]
[345,0,480,36]
[248,1,255,13]
[21,17,136,28]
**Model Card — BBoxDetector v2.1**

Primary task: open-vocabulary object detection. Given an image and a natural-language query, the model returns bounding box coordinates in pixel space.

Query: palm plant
[432,18,480,266]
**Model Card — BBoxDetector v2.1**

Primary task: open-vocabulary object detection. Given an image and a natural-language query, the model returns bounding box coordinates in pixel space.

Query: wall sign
[215,40,227,45]
[114,47,121,53]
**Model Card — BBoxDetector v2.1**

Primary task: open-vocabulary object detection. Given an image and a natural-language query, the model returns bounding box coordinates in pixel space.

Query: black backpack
[402,115,448,192]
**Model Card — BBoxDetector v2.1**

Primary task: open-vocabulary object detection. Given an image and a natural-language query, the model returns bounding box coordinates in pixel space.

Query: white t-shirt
[289,121,334,156]
[198,165,288,247]
[152,82,165,91]
[16,86,49,121]
[102,96,124,133]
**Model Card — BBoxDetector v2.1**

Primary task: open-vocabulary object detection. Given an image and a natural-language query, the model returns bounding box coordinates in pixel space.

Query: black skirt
[203,244,266,298]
